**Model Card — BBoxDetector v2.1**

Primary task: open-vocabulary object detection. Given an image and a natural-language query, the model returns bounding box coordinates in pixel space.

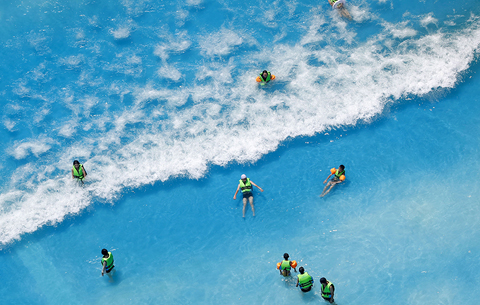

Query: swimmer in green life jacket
[296,267,314,292]
[233,174,264,217]
[279,253,297,276]
[101,248,115,277]
[320,277,335,303]
[256,70,276,85]
[72,160,87,185]
[320,165,345,197]
[328,0,352,19]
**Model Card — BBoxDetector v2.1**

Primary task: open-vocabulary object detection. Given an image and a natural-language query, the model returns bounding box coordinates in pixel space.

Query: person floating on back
[328,0,352,19]
[278,253,297,276]
[72,160,87,185]
[320,165,345,197]
[320,277,335,303]
[101,248,115,277]
[296,266,314,292]
[256,70,276,85]
[233,174,264,217]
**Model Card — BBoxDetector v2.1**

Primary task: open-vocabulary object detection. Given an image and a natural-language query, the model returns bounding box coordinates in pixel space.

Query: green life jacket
[321,282,333,298]
[72,164,85,180]
[280,260,291,271]
[298,272,313,290]
[334,169,345,180]
[259,71,271,83]
[239,178,252,193]
[101,252,114,271]
[331,0,345,9]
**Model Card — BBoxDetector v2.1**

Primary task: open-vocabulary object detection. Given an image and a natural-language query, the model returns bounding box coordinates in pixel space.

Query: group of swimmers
[233,165,345,217]
[279,253,335,303]
[72,159,345,219]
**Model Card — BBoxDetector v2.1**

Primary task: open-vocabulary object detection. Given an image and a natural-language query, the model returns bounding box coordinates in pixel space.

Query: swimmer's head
[241,174,247,180]
[283,253,289,260]
[299,267,305,274]
[101,249,108,256]
[73,160,80,165]
[320,277,327,284]
[339,165,345,171]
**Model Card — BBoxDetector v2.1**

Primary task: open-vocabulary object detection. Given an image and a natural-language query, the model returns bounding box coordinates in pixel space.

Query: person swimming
[279,253,297,276]
[72,160,87,185]
[320,165,345,197]
[233,174,264,217]
[101,248,115,277]
[256,70,276,85]
[296,267,314,292]
[328,0,352,19]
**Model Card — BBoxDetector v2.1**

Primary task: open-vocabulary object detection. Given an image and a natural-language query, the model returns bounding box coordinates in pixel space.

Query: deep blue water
[1,0,480,304]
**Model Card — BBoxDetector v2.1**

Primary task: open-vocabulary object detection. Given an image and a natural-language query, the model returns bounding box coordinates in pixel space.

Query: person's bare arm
[323,174,333,184]
[101,261,107,276]
[233,185,241,199]
[250,181,264,192]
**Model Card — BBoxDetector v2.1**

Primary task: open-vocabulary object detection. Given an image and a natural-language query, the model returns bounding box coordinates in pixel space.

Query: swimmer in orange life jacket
[328,0,352,19]
[320,165,345,197]
[256,70,276,85]
[279,253,297,276]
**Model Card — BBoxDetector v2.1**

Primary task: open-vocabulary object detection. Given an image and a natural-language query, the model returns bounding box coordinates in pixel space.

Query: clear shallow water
[0,0,479,304]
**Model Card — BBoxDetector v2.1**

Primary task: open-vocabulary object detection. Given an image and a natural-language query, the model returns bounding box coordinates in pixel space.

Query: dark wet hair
[299,267,305,274]
[339,164,345,170]
[73,160,80,165]
[283,253,289,259]
[101,249,108,255]
[320,277,327,284]
[262,70,268,74]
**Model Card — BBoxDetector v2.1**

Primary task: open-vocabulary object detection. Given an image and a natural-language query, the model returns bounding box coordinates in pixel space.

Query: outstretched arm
[250,181,264,192]
[330,285,335,302]
[233,185,241,200]
[323,173,333,184]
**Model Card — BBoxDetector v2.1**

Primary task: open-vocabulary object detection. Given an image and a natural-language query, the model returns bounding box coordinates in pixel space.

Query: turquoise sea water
[1,0,480,304]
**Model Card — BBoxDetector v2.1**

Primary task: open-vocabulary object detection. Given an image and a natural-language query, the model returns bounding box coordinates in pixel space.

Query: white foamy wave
[1,13,479,247]
[158,64,183,81]
[382,21,418,38]
[59,55,85,70]
[111,27,131,39]
[154,31,192,61]
[420,13,438,27]
[58,123,78,138]
[186,0,202,6]
[9,138,55,160]
[3,118,16,131]
[199,28,246,57]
